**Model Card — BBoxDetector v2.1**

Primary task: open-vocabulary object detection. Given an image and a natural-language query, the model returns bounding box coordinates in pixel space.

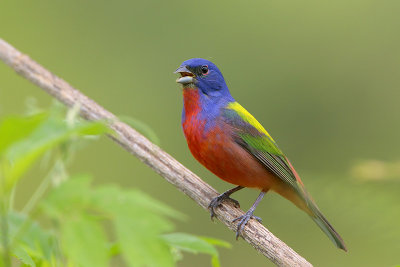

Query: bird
[174,58,347,251]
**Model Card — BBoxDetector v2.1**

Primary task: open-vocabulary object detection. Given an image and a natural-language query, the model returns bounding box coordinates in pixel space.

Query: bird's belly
[185,126,277,190]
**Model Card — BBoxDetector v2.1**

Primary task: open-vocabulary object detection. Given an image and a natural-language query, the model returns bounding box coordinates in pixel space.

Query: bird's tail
[307,200,347,251]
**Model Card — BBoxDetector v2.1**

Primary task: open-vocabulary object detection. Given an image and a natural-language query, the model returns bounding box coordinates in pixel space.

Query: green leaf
[96,188,175,266]
[114,212,175,267]
[91,185,176,267]
[0,112,48,156]
[12,247,36,267]
[93,185,185,220]
[162,233,229,267]
[2,115,108,191]
[127,190,185,220]
[5,212,57,264]
[60,216,109,267]
[40,175,93,219]
[41,176,179,267]
[198,236,232,249]
[162,232,218,255]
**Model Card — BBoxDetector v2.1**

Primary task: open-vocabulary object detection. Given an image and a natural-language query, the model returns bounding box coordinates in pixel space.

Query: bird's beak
[174,66,195,84]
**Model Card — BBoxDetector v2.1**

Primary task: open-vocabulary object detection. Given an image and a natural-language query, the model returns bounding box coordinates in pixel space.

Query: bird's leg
[232,191,266,240]
[208,186,244,220]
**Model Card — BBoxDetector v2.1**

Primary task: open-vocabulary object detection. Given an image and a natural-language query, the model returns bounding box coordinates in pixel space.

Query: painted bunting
[175,58,346,251]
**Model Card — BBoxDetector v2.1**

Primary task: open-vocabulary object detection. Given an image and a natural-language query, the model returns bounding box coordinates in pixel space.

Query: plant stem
[8,186,16,211]
[0,199,11,267]
[0,163,11,267]
[21,163,56,214]
[10,159,65,251]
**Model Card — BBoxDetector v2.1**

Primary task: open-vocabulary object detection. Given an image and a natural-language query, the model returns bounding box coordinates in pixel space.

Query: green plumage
[223,103,301,192]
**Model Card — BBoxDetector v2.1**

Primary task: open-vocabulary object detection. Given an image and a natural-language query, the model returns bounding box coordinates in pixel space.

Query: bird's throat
[182,88,201,118]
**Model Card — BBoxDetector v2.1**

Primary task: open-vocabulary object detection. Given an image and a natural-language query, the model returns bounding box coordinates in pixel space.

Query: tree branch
[0,38,312,267]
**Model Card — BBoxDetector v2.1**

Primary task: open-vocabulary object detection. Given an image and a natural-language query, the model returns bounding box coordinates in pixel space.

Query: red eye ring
[201,65,209,75]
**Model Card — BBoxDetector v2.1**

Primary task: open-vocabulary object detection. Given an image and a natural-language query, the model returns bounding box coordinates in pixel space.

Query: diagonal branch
[0,38,312,267]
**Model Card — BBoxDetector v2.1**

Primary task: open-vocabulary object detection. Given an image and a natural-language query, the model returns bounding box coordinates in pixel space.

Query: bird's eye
[201,65,209,74]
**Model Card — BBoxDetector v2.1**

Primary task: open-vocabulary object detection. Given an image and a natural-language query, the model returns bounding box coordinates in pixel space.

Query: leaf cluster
[0,103,229,267]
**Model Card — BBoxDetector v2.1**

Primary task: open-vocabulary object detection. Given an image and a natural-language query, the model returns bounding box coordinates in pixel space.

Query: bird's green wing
[222,102,304,193]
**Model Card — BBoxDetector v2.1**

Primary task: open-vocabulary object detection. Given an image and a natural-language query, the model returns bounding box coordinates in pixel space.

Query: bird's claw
[232,211,262,240]
[208,194,240,221]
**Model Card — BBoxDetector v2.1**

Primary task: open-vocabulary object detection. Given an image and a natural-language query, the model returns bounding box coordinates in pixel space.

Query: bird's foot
[232,211,262,240]
[208,193,240,221]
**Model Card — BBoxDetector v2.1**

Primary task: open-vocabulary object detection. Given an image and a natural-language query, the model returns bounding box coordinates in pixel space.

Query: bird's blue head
[175,58,232,98]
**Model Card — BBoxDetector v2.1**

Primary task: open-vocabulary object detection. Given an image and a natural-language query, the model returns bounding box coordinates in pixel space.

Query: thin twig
[0,38,312,267]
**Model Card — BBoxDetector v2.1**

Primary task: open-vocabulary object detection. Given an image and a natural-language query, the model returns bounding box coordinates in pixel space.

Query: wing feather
[223,102,302,193]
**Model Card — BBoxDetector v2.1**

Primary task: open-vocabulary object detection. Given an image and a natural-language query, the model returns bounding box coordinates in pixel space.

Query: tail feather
[274,179,347,251]
[308,202,347,251]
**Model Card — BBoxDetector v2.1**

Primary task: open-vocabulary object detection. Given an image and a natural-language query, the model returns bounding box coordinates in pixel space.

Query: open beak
[174,66,195,84]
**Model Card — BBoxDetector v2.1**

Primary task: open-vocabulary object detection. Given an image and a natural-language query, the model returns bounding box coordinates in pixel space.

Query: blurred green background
[1,0,400,266]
